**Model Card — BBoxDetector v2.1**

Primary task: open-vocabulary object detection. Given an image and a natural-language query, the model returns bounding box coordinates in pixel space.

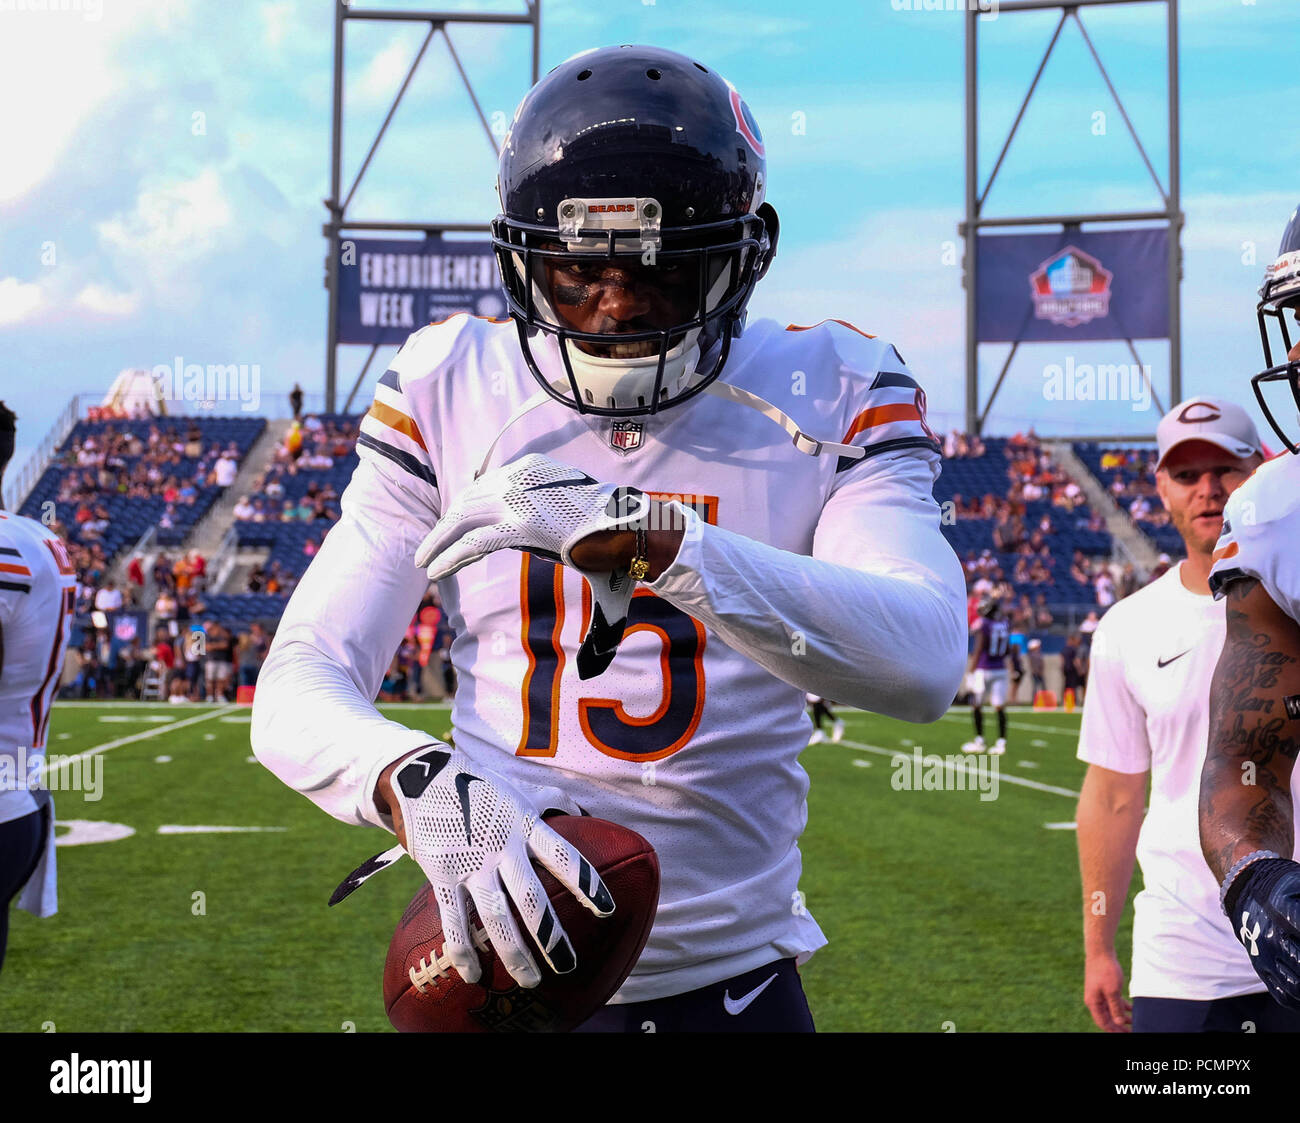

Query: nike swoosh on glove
[381,745,614,989]
[1223,857,1300,1010]
[414,452,651,678]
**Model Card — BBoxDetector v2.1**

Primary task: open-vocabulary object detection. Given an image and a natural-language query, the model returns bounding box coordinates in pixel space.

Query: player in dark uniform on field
[963,596,1011,755]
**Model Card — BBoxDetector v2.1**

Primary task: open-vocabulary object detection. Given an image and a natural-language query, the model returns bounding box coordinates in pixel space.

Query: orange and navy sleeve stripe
[0,546,33,593]
[357,369,440,494]
[836,366,942,472]
[1207,531,1245,599]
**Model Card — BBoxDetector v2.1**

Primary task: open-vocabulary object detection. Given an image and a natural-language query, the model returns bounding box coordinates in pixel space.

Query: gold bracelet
[629,524,650,581]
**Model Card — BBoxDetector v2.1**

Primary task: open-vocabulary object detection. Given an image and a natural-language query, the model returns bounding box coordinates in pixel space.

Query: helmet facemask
[1253,208,1300,454]
[492,202,771,416]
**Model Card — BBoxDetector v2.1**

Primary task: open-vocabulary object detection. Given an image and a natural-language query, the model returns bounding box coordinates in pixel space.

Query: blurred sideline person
[0,402,76,971]
[1061,633,1086,707]
[1199,205,1300,1013]
[963,596,1009,755]
[805,694,844,744]
[1074,398,1300,1032]
[1026,637,1045,699]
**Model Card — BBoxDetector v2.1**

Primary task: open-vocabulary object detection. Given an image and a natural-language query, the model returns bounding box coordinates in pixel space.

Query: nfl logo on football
[609,420,643,453]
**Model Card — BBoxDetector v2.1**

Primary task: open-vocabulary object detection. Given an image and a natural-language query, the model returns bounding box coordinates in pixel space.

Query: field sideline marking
[836,738,1080,799]
[44,706,239,775]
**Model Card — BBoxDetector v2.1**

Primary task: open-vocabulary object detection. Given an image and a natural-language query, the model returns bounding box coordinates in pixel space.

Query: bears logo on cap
[1177,402,1222,424]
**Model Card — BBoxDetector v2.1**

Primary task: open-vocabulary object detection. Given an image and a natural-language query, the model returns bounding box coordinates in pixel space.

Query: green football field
[0,702,1125,1033]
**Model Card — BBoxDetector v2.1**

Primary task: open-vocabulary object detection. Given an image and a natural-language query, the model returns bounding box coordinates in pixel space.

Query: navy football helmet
[492,45,778,417]
[1254,205,1300,453]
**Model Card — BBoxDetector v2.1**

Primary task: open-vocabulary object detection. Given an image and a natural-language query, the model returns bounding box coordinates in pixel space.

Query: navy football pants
[0,806,47,972]
[574,958,815,1032]
[1133,992,1300,1032]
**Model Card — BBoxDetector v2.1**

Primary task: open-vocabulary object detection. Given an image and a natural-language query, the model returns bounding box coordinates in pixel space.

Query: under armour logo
[1240,912,1261,957]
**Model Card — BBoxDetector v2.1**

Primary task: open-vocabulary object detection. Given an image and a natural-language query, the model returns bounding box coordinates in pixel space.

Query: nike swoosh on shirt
[723,973,779,1016]
[454,772,483,844]
[1157,650,1191,668]
[523,473,598,493]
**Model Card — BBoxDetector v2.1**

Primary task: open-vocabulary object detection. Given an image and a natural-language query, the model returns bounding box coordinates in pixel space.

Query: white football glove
[387,745,614,988]
[414,452,651,678]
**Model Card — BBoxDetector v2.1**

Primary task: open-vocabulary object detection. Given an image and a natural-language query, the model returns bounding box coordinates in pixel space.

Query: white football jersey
[253,314,968,1002]
[1077,563,1300,1000]
[0,511,77,825]
[1209,451,1300,622]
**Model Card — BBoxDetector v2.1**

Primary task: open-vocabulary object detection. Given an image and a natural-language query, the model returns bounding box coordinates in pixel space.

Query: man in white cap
[1075,397,1300,1032]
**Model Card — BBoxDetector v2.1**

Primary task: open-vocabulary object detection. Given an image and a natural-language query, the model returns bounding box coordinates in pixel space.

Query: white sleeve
[1075,617,1151,773]
[1209,455,1300,625]
[249,456,442,830]
[648,450,968,723]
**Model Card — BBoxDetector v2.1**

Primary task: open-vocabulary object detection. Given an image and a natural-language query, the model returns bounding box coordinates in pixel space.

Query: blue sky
[2,0,1298,479]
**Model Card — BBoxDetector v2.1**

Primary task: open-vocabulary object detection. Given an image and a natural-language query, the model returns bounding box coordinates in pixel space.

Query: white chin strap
[563,337,701,412]
[514,246,734,413]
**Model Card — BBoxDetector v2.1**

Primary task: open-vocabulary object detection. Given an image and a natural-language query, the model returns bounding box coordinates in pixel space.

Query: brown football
[383,814,659,1032]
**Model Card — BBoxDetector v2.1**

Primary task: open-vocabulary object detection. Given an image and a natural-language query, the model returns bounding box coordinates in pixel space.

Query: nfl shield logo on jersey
[609,420,643,453]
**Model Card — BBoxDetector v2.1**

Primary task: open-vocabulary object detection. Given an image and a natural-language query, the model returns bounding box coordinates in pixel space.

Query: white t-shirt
[94,586,123,612]
[215,455,238,488]
[1077,563,1300,1000]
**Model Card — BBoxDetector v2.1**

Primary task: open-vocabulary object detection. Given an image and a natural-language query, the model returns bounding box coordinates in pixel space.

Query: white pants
[968,669,1008,708]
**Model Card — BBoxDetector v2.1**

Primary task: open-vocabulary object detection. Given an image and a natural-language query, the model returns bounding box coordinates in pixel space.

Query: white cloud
[74,282,140,317]
[260,0,294,51]
[355,37,421,106]
[0,276,42,324]
[97,166,233,261]
[0,0,192,204]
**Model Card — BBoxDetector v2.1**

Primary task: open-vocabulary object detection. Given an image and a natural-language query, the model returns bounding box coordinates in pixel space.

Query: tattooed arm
[1200,577,1300,882]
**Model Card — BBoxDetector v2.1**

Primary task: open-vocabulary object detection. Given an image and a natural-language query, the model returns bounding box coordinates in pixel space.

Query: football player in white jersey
[1200,205,1300,1013]
[251,46,968,1031]
[0,402,77,971]
[1074,398,1297,1033]
[963,595,1011,755]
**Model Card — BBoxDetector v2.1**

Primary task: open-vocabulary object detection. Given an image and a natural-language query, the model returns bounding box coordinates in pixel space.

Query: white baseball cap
[1155,397,1262,469]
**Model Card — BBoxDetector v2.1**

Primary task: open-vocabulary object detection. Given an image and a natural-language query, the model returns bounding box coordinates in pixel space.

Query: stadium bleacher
[1072,442,1183,558]
[937,436,1115,612]
[199,593,290,628]
[229,412,357,582]
[19,416,265,559]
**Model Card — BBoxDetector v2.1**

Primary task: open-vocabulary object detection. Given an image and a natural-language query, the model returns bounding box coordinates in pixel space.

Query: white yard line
[44,706,239,775]
[156,825,287,834]
[937,713,1082,738]
[54,700,232,707]
[836,738,1081,799]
